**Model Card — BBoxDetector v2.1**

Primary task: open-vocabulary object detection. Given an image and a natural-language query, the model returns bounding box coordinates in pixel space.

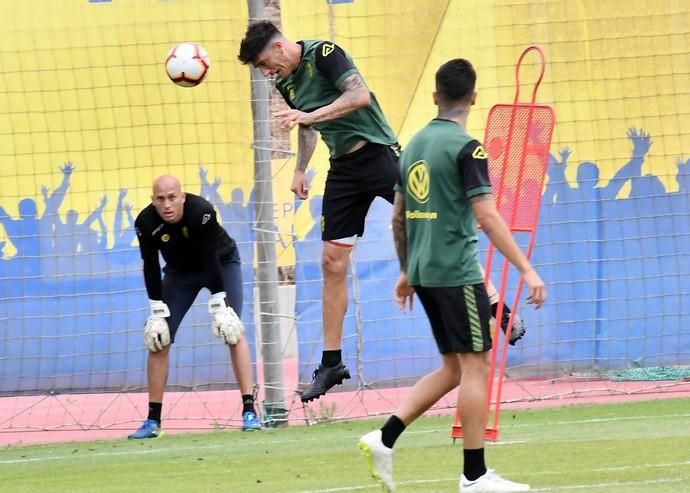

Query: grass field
[2,398,690,492]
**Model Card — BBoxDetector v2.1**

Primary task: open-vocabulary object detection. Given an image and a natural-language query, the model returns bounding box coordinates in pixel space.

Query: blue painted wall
[1,131,690,393]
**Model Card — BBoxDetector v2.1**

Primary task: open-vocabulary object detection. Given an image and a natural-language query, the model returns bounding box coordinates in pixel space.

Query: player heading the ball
[238,21,401,403]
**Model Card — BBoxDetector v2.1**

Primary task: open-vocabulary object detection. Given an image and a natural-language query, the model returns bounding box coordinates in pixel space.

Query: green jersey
[398,119,492,287]
[275,40,397,159]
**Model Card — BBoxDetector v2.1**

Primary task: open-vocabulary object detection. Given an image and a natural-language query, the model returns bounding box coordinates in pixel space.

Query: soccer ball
[165,42,210,87]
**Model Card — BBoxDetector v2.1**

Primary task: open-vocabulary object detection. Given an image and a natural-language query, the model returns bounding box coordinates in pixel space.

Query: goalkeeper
[128,175,261,439]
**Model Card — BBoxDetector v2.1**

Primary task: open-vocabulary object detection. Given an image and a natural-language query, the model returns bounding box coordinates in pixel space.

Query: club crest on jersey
[287,83,296,101]
[407,160,430,204]
[202,213,211,225]
[161,234,170,243]
[472,145,488,160]
[322,43,335,57]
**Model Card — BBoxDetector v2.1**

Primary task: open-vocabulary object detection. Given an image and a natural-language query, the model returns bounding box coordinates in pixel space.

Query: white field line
[0,433,523,465]
[0,444,226,464]
[300,477,686,493]
[508,412,690,428]
[1,409,689,465]
[2,442,689,492]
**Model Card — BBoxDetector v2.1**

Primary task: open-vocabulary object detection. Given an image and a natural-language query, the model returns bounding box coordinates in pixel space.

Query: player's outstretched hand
[394,273,414,312]
[273,109,313,130]
[523,268,546,309]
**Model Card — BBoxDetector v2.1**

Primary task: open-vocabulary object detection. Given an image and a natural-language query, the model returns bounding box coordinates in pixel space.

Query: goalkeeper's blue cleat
[128,419,162,439]
[241,411,262,431]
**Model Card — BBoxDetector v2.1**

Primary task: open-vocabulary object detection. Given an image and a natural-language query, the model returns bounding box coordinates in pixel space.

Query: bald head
[151,175,185,224]
[153,175,181,194]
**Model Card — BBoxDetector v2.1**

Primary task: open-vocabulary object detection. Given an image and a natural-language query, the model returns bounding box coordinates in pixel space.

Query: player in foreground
[238,21,400,402]
[359,59,545,492]
[128,175,261,439]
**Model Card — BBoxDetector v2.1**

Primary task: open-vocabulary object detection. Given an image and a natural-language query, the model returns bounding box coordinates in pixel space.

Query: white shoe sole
[358,440,395,492]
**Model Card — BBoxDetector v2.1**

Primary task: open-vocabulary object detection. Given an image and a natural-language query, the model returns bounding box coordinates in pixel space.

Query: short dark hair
[238,21,281,64]
[435,59,476,104]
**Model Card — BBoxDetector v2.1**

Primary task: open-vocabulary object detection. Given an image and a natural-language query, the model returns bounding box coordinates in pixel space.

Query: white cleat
[460,469,530,492]
[359,430,395,492]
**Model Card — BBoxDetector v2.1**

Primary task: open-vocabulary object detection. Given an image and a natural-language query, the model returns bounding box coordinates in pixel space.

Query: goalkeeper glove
[208,291,244,346]
[144,300,171,352]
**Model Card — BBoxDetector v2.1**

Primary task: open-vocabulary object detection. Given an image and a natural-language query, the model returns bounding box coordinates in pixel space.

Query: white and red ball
[165,42,210,87]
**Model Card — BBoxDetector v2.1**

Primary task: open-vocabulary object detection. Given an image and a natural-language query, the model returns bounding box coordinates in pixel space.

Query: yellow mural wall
[284,0,689,237]
[1,0,688,259]
[0,0,255,257]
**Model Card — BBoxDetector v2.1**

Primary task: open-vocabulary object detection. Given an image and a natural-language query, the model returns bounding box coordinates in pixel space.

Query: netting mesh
[1,0,689,440]
[486,104,555,230]
[609,367,690,382]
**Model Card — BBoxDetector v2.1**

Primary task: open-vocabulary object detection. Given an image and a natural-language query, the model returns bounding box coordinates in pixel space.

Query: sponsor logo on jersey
[182,226,189,238]
[161,234,170,243]
[306,61,313,78]
[406,210,438,220]
[407,160,430,204]
[152,223,164,236]
[202,213,211,225]
[322,43,334,57]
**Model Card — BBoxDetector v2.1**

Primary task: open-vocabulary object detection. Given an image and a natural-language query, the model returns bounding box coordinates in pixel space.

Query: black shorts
[414,284,492,354]
[161,262,243,343]
[321,142,400,242]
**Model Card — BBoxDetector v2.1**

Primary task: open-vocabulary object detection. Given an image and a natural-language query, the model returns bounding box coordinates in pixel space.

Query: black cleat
[300,363,351,402]
[500,310,526,346]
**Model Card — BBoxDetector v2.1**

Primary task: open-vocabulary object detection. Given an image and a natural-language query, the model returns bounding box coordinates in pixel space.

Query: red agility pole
[452,45,555,442]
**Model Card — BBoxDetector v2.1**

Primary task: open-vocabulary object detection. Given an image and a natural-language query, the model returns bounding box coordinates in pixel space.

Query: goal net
[1,0,689,440]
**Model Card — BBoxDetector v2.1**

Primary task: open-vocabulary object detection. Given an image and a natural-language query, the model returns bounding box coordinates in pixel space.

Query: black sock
[491,301,511,318]
[147,402,162,423]
[242,394,255,414]
[463,448,487,481]
[321,350,342,368]
[380,415,406,449]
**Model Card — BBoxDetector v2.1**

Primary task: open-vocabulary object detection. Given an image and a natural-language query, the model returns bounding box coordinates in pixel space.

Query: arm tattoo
[339,73,366,92]
[310,73,369,123]
[392,193,407,271]
[296,125,318,172]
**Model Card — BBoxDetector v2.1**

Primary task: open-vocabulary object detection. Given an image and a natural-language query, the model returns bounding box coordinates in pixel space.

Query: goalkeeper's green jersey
[397,118,493,287]
[275,40,397,159]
